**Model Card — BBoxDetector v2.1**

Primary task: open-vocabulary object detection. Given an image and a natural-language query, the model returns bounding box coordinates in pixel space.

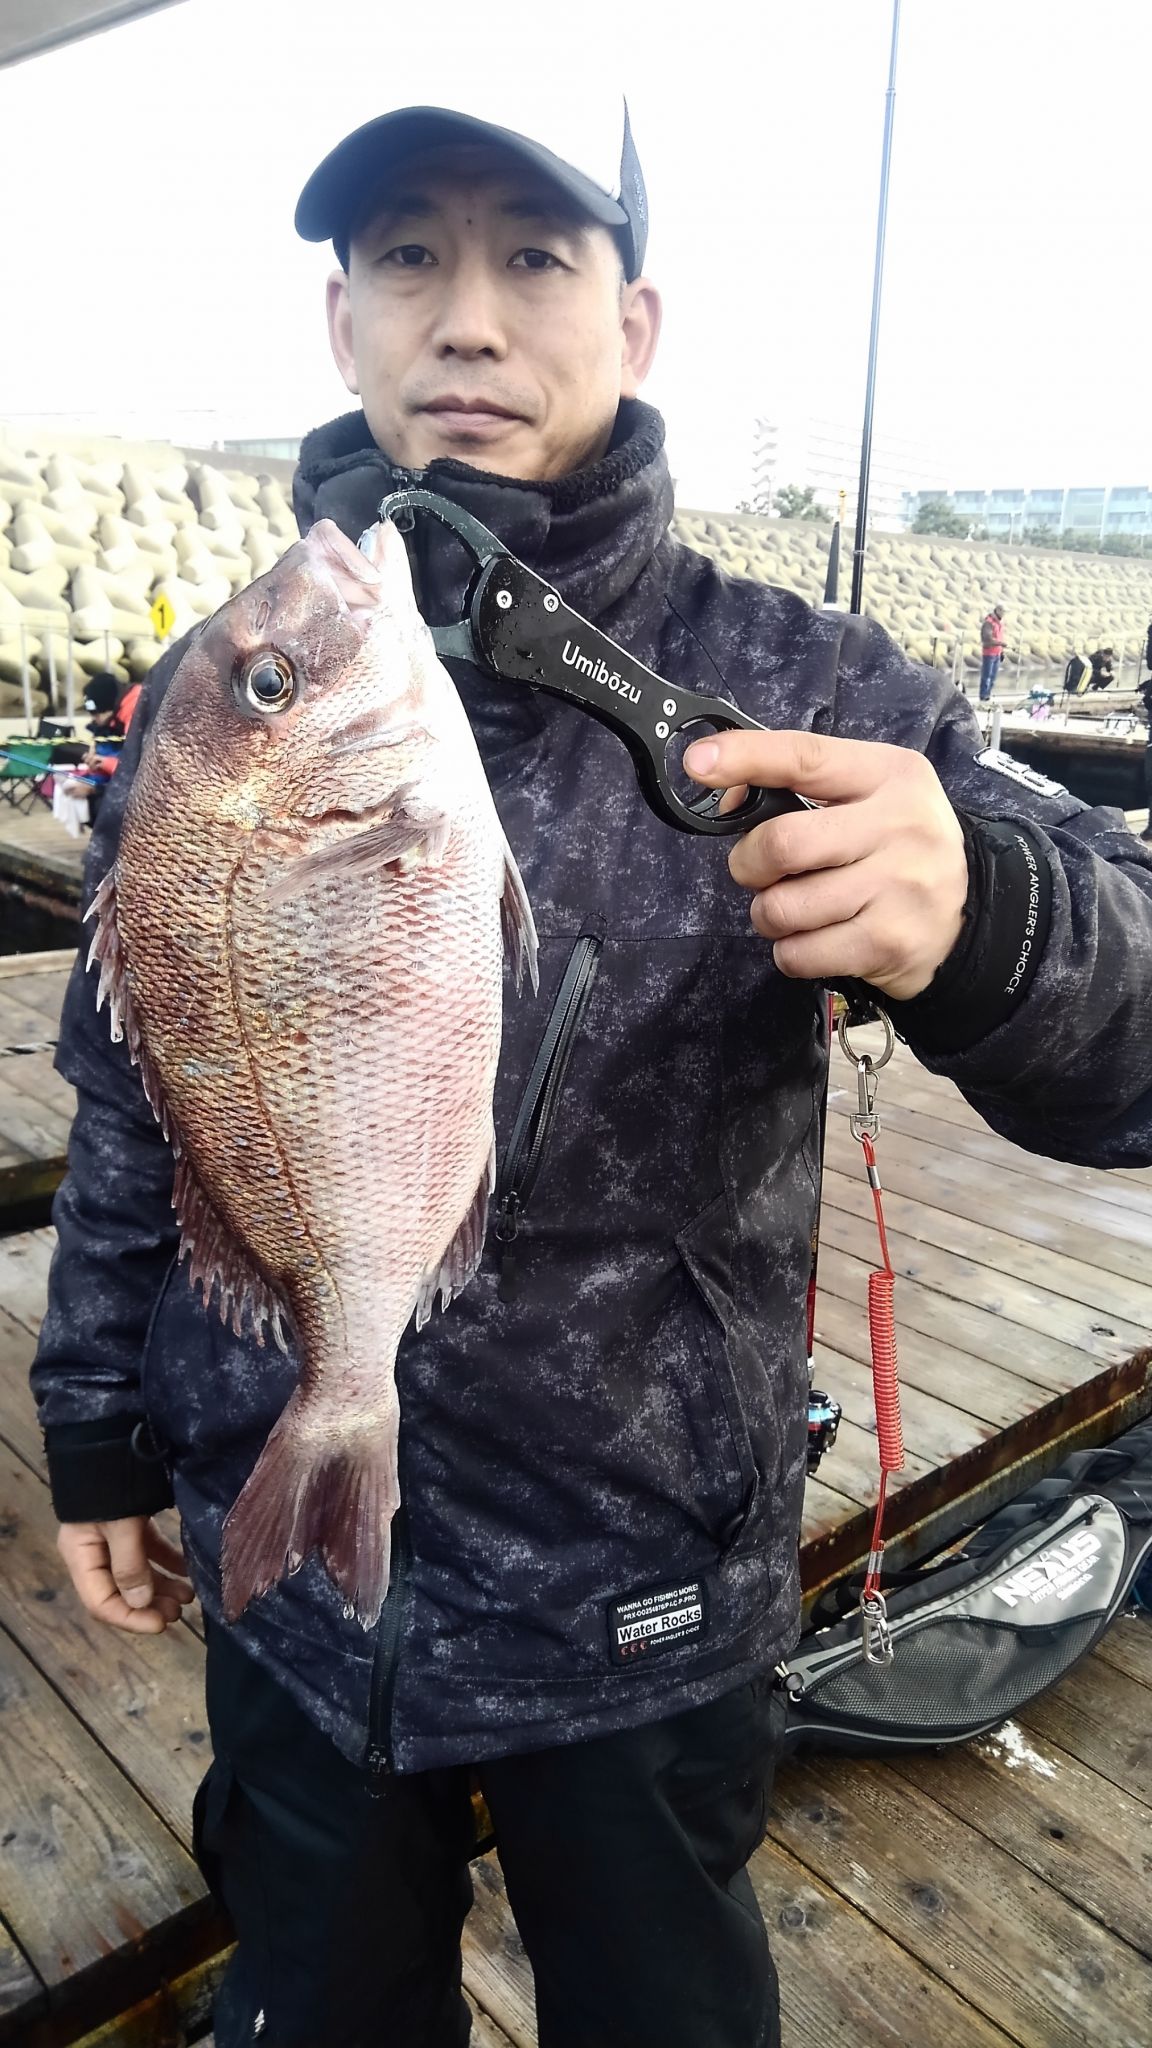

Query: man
[31,85,1152,2048]
[979,602,1005,699]
[1088,645,1116,690]
[59,671,128,826]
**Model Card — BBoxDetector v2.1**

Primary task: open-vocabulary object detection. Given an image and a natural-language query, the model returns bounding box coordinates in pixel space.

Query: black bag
[778,1416,1152,1758]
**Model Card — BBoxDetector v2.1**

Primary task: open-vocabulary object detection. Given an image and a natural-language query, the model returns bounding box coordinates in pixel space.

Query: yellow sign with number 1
[150,593,176,639]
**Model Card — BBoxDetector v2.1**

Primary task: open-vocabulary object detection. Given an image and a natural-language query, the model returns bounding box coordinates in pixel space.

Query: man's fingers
[58,1529,167,1633]
[769,916,888,985]
[749,866,871,944]
[728,799,876,891]
[144,1523,195,1602]
[105,1518,155,1610]
[685,728,904,802]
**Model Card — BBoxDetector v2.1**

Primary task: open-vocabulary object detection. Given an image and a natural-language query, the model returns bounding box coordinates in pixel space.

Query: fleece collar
[292,399,673,627]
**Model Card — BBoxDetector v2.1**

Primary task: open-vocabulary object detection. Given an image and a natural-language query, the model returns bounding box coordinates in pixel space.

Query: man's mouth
[418,397,525,435]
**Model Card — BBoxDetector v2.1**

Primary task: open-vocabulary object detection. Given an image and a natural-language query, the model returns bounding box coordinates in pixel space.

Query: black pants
[195,1620,786,2048]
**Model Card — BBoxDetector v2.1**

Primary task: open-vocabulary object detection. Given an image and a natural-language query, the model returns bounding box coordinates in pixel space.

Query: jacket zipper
[495,930,604,1304]
[364,1502,412,1783]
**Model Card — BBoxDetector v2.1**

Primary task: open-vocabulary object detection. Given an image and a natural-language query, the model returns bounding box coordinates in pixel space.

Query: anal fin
[415,1136,496,1330]
[173,1152,291,1351]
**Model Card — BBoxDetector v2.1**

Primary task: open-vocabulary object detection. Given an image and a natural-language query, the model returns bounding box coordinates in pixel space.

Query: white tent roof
[0,1,185,70]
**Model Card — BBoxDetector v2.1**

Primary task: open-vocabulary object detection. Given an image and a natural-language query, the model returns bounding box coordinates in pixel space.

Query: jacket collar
[292,399,673,626]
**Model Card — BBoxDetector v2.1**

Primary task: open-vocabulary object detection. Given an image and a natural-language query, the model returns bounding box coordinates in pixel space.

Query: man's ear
[326,269,360,396]
[619,279,662,398]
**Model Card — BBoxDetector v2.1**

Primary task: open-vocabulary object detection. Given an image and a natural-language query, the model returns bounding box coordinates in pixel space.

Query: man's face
[326,146,661,482]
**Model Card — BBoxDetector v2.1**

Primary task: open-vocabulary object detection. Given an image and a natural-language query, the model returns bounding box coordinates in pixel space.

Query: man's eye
[510,247,563,271]
[383,244,434,267]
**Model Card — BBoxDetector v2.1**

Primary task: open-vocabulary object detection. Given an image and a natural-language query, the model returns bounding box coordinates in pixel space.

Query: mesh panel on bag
[808,1615,1102,1731]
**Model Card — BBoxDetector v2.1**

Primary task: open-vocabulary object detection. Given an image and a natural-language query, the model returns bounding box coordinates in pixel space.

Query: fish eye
[241,654,296,715]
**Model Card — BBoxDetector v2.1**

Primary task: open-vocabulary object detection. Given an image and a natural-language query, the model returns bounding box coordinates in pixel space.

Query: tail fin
[221,1396,400,1628]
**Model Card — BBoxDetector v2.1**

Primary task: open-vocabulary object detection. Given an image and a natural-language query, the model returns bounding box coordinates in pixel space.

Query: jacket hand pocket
[675,1194,762,1552]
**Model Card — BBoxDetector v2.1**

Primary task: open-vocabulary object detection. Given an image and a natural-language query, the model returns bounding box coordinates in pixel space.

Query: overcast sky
[1,0,1149,507]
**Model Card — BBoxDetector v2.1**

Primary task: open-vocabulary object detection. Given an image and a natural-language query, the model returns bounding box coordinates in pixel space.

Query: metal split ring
[835,1007,895,1072]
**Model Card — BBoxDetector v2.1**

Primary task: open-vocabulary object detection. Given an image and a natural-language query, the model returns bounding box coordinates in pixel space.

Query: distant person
[1144,618,1152,679]
[979,604,1005,700]
[62,673,131,829]
[1140,670,1152,842]
[1088,647,1115,691]
[82,671,129,738]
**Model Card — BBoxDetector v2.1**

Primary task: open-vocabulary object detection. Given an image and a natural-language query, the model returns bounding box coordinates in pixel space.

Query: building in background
[749,415,949,531]
[902,483,1152,543]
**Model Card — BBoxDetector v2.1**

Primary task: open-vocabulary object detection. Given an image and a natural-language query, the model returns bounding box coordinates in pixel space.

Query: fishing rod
[807,0,902,1484]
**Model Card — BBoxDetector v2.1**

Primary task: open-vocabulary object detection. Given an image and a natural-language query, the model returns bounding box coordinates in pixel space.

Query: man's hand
[685,729,968,1001]
[57,1515,195,1634]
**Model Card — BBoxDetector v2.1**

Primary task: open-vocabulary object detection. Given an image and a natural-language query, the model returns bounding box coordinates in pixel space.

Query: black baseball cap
[83,673,119,715]
[295,92,648,280]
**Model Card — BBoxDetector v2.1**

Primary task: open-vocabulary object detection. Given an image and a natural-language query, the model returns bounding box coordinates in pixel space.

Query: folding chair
[0,740,56,814]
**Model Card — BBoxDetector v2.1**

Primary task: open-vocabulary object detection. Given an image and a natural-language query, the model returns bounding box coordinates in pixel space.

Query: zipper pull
[365,1743,392,1796]
[496,1193,521,1304]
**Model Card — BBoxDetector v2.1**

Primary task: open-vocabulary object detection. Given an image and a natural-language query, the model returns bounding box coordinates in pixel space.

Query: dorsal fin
[85,866,290,1352]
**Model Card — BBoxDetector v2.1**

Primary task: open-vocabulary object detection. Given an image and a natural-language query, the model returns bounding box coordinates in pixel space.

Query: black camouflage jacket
[30,402,1152,1772]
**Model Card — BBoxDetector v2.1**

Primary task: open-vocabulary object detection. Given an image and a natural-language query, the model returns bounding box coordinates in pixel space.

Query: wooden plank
[845,1101,1152,1240]
[0,1618,207,2017]
[817,1204,1151,1363]
[0,1229,55,1337]
[56,1945,228,2048]
[818,1241,1133,1390]
[463,1830,1020,2048]
[856,1093,1152,1216]
[889,1707,1152,1959]
[462,1854,536,2048]
[801,1474,866,1545]
[1092,1612,1152,1690]
[821,1164,1152,1331]
[1021,1654,1152,1810]
[814,1285,1061,1424]
[0,970,69,1022]
[0,1304,48,1477]
[0,1913,43,2040]
[0,952,75,979]
[0,1074,71,1162]
[766,1757,1152,2048]
[825,1119,1152,1284]
[815,1341,997,1474]
[0,1446,210,1850]
[748,1834,1016,2048]
[841,1065,1152,1190]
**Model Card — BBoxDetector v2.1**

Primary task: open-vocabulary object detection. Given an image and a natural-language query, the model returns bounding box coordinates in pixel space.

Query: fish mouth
[306,520,385,623]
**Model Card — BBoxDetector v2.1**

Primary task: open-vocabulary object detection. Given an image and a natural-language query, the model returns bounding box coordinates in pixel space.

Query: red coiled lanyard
[836,1008,905,1665]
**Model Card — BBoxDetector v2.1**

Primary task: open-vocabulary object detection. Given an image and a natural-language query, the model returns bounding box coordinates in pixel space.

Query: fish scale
[87,516,537,1627]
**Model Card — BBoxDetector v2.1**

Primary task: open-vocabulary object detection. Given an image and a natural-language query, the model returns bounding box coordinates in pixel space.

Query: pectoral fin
[501,845,539,993]
[267,787,451,903]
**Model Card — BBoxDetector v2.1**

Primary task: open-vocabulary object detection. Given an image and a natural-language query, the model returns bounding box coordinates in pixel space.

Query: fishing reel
[807,1389,842,1474]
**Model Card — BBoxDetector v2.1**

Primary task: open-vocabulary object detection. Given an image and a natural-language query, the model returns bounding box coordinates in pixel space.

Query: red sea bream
[87,517,537,1624]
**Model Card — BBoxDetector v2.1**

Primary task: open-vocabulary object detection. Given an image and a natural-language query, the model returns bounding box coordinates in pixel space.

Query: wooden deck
[0,974,1150,2042]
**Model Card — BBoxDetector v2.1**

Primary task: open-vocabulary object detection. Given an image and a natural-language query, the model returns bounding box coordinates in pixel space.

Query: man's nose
[428,261,509,359]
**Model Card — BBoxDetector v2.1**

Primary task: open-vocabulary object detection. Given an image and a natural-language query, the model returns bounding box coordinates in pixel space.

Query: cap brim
[294,107,628,250]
